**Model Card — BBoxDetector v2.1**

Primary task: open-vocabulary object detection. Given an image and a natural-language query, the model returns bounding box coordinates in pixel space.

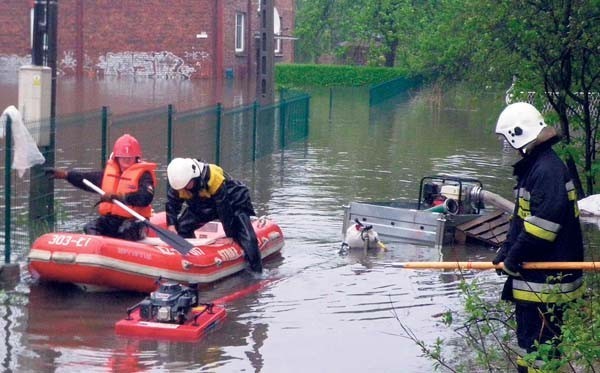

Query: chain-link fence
[1,93,310,263]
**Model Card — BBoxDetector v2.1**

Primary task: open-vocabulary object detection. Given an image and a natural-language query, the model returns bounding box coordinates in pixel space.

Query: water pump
[132,281,199,324]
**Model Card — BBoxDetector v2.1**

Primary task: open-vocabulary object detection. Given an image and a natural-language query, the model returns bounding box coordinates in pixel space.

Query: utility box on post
[18,65,52,146]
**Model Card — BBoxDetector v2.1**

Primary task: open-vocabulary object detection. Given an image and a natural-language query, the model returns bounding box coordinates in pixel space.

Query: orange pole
[391,261,600,271]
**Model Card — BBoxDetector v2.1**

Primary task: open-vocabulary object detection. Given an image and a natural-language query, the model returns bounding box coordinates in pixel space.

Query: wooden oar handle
[391,261,600,271]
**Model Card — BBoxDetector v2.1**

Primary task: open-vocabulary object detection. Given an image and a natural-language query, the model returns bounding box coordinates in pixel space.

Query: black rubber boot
[234,212,263,273]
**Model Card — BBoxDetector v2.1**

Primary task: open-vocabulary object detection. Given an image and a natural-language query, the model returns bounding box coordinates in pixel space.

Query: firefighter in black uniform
[493,102,584,372]
[165,157,262,273]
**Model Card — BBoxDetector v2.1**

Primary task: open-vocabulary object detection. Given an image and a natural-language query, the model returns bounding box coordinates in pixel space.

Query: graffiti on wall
[0,55,31,72]
[96,51,196,79]
[183,49,211,78]
[61,50,77,71]
[1,50,209,79]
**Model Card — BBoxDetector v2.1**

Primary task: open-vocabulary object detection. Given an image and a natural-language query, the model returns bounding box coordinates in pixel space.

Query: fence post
[215,103,222,165]
[279,98,287,149]
[4,116,12,264]
[305,95,310,138]
[329,87,333,122]
[252,101,259,161]
[101,106,108,168]
[167,104,174,163]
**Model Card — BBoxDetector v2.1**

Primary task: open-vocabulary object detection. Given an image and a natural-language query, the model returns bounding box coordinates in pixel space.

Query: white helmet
[167,158,205,190]
[496,102,547,150]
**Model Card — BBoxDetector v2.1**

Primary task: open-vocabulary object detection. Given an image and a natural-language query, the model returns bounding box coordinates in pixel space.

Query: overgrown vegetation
[394,273,600,372]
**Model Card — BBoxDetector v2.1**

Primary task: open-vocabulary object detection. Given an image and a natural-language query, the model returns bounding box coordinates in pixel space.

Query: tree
[496,0,600,196]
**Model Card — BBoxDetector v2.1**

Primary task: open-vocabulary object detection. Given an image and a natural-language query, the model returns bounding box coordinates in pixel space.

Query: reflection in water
[2,79,597,371]
[2,297,14,371]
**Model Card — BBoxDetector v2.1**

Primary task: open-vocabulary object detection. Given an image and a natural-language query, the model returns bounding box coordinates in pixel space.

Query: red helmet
[113,134,142,158]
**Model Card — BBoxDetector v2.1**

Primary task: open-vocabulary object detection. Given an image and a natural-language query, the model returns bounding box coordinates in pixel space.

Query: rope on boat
[180,216,278,271]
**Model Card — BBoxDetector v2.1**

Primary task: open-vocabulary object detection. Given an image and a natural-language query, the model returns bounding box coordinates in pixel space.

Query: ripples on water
[2,83,581,372]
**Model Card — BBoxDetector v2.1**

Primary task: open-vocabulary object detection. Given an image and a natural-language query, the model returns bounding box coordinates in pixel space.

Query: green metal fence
[1,93,310,264]
[369,76,421,106]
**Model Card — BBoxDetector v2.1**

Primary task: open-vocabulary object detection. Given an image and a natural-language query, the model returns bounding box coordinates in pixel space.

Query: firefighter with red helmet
[46,134,157,241]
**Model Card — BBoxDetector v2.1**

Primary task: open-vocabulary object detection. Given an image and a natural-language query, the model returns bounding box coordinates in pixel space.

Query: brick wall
[0,0,294,80]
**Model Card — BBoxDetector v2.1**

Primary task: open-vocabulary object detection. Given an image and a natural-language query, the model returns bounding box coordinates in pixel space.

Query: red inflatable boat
[28,213,284,292]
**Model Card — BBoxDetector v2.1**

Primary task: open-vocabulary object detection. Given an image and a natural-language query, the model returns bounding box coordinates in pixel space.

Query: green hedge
[275,64,414,87]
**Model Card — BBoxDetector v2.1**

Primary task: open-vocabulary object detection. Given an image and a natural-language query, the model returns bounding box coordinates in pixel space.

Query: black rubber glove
[492,246,508,275]
[44,168,68,180]
[99,193,122,203]
[492,246,508,265]
[502,255,522,277]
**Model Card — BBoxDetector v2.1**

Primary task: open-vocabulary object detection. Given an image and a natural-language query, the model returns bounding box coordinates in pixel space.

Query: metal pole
[328,87,333,122]
[4,117,12,264]
[305,96,310,138]
[29,0,58,237]
[101,106,108,168]
[279,98,287,149]
[167,104,174,163]
[252,101,258,161]
[32,0,46,66]
[47,0,57,122]
[215,103,222,165]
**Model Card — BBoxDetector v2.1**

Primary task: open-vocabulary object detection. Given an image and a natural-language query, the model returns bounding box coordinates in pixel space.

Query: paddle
[390,261,600,271]
[82,178,194,255]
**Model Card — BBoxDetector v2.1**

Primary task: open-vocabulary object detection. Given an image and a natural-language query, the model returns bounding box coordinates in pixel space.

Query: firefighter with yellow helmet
[493,102,584,372]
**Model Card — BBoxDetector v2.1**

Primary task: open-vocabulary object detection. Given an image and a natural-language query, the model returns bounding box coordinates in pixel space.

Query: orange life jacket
[98,159,157,218]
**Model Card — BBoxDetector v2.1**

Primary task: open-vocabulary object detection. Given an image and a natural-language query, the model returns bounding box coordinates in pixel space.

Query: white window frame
[274,16,282,54]
[235,12,245,53]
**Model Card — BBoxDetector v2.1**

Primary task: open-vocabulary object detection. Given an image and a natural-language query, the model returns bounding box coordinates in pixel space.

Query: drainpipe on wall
[246,0,253,83]
[75,0,84,77]
[215,0,223,81]
[257,0,274,105]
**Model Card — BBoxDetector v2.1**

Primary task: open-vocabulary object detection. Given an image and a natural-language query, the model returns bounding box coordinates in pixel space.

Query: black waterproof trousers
[84,215,146,241]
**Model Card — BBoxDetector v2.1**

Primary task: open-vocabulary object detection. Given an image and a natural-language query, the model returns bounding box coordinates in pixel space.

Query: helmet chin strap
[190,159,208,188]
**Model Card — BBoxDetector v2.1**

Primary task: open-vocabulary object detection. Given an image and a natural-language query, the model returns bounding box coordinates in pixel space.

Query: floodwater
[1,75,598,372]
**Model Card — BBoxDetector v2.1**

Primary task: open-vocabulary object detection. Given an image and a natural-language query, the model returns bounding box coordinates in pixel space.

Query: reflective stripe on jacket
[99,160,157,218]
[503,144,584,304]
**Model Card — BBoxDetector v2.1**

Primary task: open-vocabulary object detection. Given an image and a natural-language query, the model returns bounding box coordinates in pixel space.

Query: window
[274,8,281,55]
[274,16,282,54]
[235,12,245,53]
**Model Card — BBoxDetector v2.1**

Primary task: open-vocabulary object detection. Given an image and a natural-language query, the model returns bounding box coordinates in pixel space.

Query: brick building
[0,0,294,80]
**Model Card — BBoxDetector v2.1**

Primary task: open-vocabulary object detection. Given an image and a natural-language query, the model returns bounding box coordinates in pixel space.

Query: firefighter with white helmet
[167,158,205,190]
[165,157,263,272]
[495,102,547,153]
[45,134,156,240]
[492,103,583,372]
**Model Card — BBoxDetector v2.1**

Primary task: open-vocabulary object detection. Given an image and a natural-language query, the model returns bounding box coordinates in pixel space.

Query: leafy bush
[396,273,600,372]
[275,63,417,87]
